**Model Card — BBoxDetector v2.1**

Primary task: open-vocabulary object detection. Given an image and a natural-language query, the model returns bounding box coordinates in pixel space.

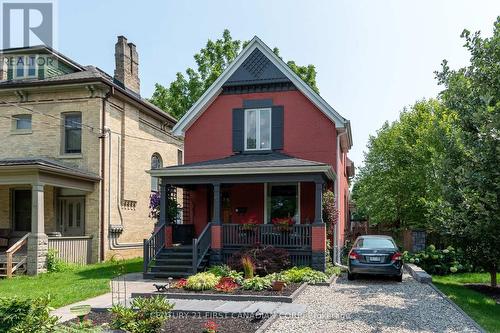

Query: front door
[58,197,85,236]
[13,189,31,232]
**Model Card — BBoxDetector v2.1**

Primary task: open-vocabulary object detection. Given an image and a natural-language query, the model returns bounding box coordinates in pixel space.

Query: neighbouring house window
[63,112,82,154]
[266,183,299,224]
[151,153,163,192]
[13,56,37,79]
[245,108,271,150]
[13,114,32,130]
[177,149,183,165]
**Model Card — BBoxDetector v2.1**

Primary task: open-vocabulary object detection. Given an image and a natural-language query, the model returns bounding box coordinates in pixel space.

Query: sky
[53,0,499,168]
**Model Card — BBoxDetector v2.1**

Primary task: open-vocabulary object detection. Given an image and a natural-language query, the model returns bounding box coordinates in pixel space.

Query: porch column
[210,183,222,265]
[27,183,48,275]
[160,181,173,248]
[312,181,326,271]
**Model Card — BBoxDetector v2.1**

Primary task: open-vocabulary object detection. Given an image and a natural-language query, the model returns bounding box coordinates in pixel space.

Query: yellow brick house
[0,36,182,276]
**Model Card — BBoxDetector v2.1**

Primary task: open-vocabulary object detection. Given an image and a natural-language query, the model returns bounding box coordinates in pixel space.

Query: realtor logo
[1,0,56,49]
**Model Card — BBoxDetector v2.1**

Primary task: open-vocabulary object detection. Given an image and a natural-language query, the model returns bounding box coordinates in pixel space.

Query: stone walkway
[52,273,305,322]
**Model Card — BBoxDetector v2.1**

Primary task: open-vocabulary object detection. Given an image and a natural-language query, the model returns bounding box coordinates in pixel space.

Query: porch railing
[48,236,93,265]
[222,224,312,249]
[192,223,211,273]
[5,233,29,278]
[143,223,165,273]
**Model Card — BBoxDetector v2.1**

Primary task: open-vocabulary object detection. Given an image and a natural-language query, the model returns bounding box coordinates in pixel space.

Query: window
[14,56,37,79]
[63,113,82,154]
[13,114,32,131]
[151,153,163,192]
[245,108,271,150]
[177,149,183,165]
[355,237,396,249]
[266,183,299,224]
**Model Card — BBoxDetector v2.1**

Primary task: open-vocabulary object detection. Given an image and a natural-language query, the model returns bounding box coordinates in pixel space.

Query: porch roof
[149,152,336,182]
[0,158,100,191]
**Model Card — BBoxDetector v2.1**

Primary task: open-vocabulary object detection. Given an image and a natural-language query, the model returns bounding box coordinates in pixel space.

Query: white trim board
[172,36,352,148]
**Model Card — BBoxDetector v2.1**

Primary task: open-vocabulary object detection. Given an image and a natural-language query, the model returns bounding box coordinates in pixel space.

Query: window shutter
[232,108,245,152]
[271,106,284,150]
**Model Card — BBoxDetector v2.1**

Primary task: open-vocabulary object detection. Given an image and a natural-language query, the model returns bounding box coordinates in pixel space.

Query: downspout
[107,123,142,249]
[100,87,113,261]
[335,130,349,264]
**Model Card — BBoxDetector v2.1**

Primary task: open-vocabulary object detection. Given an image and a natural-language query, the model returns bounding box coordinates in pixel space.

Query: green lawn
[433,273,500,333]
[0,258,142,308]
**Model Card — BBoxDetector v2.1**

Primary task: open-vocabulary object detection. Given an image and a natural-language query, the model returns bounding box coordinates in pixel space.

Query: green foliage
[184,272,219,291]
[149,29,319,119]
[281,267,328,284]
[432,17,500,287]
[403,245,471,275]
[47,249,74,273]
[241,256,255,279]
[241,276,272,291]
[0,296,58,333]
[322,190,338,237]
[53,320,104,332]
[110,296,173,333]
[206,265,243,284]
[325,265,342,277]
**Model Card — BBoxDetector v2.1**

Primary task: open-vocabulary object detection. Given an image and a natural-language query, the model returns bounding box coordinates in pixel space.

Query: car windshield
[355,238,395,249]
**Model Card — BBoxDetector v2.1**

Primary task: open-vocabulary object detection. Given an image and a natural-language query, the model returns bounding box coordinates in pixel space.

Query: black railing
[143,223,165,274]
[222,224,312,249]
[192,223,212,273]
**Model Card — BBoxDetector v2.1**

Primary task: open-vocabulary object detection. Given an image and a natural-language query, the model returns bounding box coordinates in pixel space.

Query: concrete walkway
[52,273,306,322]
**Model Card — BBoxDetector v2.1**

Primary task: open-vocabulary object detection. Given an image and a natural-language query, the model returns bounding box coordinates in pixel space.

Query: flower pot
[272,281,286,291]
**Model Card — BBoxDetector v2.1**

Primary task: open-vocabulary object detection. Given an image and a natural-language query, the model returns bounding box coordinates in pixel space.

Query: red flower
[174,278,187,288]
[214,277,239,292]
[203,320,218,333]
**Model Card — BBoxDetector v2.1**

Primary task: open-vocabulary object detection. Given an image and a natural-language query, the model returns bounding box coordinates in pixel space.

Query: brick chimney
[114,36,140,94]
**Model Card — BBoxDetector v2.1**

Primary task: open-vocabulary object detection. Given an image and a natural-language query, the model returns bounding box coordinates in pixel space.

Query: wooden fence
[48,236,93,265]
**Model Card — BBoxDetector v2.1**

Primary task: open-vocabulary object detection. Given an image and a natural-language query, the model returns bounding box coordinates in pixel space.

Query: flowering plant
[203,320,218,333]
[148,191,180,223]
[214,277,239,292]
[173,278,187,288]
[272,217,294,231]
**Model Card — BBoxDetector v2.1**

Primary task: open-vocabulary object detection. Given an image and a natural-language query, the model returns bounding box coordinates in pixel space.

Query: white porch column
[27,183,48,275]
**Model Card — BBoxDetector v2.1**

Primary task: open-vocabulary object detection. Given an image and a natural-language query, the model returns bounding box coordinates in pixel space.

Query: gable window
[63,112,82,154]
[151,153,163,192]
[13,114,32,131]
[14,56,37,79]
[244,108,271,151]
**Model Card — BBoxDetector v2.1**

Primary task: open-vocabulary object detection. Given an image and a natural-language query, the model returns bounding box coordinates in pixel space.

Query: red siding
[184,91,338,172]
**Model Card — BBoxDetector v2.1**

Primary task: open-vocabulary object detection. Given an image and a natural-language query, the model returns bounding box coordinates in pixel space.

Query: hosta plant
[184,272,219,291]
[282,267,328,284]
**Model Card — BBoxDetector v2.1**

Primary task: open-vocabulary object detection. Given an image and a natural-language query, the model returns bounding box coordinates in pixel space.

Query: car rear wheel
[347,272,356,281]
[394,274,403,282]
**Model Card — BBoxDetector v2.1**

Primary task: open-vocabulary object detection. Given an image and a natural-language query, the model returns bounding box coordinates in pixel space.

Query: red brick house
[144,37,353,277]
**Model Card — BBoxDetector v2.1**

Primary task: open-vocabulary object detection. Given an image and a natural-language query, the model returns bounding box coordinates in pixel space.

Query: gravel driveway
[265,273,481,333]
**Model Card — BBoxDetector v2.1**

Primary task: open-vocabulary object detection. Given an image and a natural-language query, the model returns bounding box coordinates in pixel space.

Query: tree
[433,17,500,287]
[351,100,451,232]
[149,29,319,119]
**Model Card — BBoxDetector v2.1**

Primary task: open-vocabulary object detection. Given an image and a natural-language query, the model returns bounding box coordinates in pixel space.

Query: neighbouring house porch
[144,153,336,277]
[0,158,100,277]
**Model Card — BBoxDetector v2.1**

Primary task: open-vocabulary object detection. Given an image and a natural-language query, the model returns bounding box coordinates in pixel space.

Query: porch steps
[0,254,27,277]
[145,245,209,279]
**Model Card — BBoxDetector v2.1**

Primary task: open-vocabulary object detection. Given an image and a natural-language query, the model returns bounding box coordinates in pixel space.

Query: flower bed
[64,310,267,333]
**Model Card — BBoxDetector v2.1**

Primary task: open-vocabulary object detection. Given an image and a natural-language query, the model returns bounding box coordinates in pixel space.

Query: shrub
[206,265,244,284]
[325,265,342,277]
[110,296,173,333]
[203,320,219,333]
[227,245,291,275]
[184,272,219,291]
[403,245,470,275]
[53,320,104,332]
[282,267,328,284]
[241,256,255,279]
[173,278,187,289]
[47,249,73,273]
[241,277,272,291]
[214,277,239,292]
[0,296,58,333]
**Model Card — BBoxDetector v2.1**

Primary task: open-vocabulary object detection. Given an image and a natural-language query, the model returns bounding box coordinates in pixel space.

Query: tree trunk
[490,265,497,288]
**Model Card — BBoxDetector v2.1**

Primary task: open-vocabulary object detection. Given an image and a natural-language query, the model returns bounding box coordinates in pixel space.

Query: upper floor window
[13,114,32,131]
[14,56,37,79]
[245,108,271,151]
[177,149,183,165]
[151,153,163,192]
[63,112,82,154]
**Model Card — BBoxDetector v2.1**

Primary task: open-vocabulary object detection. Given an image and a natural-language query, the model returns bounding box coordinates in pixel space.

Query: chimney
[114,36,140,94]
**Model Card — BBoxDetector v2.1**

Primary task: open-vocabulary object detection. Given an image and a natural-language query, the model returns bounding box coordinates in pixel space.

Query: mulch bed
[465,284,500,304]
[67,311,267,333]
[163,282,301,296]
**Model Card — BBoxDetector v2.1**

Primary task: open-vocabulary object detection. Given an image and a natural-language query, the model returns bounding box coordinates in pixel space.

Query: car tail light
[391,252,402,261]
[349,251,361,260]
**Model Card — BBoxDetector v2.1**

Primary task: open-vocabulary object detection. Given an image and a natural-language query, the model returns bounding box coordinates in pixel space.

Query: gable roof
[172,36,352,148]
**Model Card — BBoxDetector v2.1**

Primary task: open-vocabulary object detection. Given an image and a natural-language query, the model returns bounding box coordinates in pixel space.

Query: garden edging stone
[404,263,432,283]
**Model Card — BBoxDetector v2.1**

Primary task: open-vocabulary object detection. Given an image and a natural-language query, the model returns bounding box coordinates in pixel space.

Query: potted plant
[271,273,286,291]
[240,215,258,234]
[272,217,294,232]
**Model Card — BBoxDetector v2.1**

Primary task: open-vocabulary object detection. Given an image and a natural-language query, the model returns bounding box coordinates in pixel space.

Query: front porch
[144,152,335,277]
[0,158,100,277]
